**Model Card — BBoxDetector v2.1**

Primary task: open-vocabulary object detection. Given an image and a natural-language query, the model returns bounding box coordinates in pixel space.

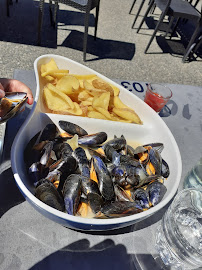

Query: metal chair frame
[37,0,100,61]
[183,31,202,61]
[136,0,201,62]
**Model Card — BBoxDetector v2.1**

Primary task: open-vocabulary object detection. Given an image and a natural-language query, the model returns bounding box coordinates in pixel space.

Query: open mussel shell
[0,92,27,124]
[59,120,88,136]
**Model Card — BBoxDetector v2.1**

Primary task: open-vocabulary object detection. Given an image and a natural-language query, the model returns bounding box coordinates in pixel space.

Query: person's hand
[0,79,33,105]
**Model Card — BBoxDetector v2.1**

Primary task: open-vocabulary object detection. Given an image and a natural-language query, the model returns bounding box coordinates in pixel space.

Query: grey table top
[0,70,202,270]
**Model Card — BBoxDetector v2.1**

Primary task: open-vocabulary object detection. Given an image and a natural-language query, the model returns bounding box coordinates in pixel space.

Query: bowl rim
[11,54,182,227]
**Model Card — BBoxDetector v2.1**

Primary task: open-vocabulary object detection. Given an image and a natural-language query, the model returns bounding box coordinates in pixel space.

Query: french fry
[87,106,94,111]
[71,74,97,80]
[64,102,83,116]
[92,78,114,97]
[87,110,108,120]
[92,92,110,110]
[110,113,133,123]
[41,59,142,124]
[94,106,113,120]
[86,89,107,97]
[46,83,75,109]
[41,58,58,74]
[43,86,71,111]
[83,80,107,96]
[112,107,142,124]
[111,85,120,96]
[44,75,55,82]
[80,99,93,107]
[80,104,88,116]
[113,96,131,109]
[41,69,69,79]
[56,75,80,95]
[83,80,94,90]
[78,90,92,101]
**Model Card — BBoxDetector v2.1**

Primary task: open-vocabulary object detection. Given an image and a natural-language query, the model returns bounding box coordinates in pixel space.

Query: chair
[136,0,201,61]
[182,8,202,62]
[37,0,100,61]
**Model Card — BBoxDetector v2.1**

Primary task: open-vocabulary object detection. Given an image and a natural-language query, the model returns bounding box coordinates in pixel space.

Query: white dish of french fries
[11,54,182,231]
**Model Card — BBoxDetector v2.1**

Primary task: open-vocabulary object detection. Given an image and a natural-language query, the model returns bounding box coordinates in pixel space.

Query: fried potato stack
[41,59,142,125]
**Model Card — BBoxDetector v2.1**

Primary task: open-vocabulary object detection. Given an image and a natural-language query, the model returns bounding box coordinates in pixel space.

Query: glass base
[132,252,169,270]
[155,225,184,270]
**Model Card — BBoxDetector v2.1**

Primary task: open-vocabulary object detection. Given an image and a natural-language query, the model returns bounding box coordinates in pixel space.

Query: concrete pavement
[0,0,201,86]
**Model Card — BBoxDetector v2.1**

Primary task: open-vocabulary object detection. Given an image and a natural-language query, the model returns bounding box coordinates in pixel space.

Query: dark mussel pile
[24,121,170,219]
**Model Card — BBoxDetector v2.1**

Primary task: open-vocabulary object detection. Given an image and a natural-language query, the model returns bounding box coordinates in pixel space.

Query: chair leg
[183,42,197,62]
[94,0,100,40]
[170,17,180,39]
[132,0,146,29]
[37,0,45,45]
[137,0,154,33]
[145,8,168,53]
[7,0,10,16]
[83,0,92,61]
[49,0,54,26]
[165,16,174,37]
[182,23,201,62]
[53,1,59,28]
[192,35,202,55]
[129,0,137,14]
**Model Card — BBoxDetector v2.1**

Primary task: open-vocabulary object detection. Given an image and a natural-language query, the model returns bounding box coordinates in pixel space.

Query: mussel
[96,201,143,218]
[0,92,28,123]
[78,132,107,146]
[93,156,115,201]
[39,123,59,143]
[35,179,65,211]
[131,188,150,209]
[102,135,127,152]
[73,147,90,177]
[114,184,134,202]
[146,181,167,206]
[24,120,170,219]
[59,120,88,136]
[62,174,82,215]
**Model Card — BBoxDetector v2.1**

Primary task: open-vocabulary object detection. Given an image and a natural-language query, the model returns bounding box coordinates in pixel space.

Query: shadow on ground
[28,239,165,270]
[60,30,135,61]
[0,0,135,61]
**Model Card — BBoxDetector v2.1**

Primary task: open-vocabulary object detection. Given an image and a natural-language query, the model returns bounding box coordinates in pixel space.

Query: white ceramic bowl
[11,54,182,231]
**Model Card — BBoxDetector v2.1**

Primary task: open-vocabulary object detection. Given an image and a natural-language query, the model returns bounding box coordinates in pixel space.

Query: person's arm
[0,78,33,105]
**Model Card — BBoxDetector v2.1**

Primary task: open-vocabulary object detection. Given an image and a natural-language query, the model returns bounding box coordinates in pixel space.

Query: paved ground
[0,0,201,86]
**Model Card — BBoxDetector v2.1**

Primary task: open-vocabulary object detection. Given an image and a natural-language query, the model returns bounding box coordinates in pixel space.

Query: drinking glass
[144,84,172,112]
[155,188,202,270]
[184,158,202,190]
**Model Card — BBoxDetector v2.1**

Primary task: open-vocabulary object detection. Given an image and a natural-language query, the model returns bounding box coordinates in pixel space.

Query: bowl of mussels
[11,54,182,231]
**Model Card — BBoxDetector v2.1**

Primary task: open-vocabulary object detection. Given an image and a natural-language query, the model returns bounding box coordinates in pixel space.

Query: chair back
[54,0,99,11]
